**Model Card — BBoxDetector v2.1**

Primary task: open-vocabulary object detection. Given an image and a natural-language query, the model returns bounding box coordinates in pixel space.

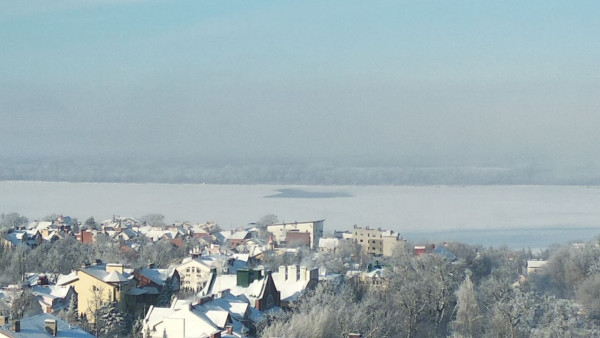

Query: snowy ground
[3,181,600,249]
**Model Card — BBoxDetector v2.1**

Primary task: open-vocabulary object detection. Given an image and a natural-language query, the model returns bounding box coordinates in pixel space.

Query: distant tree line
[4,157,600,185]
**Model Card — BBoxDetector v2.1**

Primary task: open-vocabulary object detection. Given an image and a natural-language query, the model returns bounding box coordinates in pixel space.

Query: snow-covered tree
[97,302,126,337]
[65,294,79,324]
[451,274,483,337]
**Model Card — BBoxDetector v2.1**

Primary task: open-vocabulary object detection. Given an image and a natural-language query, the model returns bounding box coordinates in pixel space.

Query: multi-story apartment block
[352,225,403,256]
[267,220,324,249]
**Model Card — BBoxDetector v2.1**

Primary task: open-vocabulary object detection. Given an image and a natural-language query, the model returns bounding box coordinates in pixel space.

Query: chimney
[198,294,214,305]
[148,263,156,269]
[13,320,20,332]
[226,325,233,334]
[300,266,307,281]
[45,319,58,337]
[288,265,298,281]
[95,259,103,265]
[38,274,49,285]
[278,266,286,279]
[237,269,251,287]
[106,263,124,274]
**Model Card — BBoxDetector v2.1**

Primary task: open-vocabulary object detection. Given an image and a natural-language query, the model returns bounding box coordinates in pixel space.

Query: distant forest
[2,157,600,185]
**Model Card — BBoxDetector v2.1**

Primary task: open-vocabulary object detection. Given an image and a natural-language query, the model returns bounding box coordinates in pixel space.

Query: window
[186,268,190,273]
[360,239,363,243]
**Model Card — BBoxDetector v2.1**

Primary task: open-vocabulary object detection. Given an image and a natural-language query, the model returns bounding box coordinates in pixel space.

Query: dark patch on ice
[265,188,353,198]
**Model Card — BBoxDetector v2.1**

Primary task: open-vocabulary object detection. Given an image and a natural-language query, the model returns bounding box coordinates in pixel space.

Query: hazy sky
[1,1,599,168]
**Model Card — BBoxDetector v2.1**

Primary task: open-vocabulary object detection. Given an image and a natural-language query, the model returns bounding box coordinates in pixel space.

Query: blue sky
[1,1,599,168]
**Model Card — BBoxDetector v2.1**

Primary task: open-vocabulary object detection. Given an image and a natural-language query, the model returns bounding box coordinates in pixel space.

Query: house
[133,265,180,307]
[0,313,93,337]
[271,265,318,308]
[31,285,75,314]
[1,230,42,249]
[414,245,428,256]
[39,228,65,243]
[143,291,267,337]
[0,286,21,317]
[352,225,403,256]
[318,237,340,253]
[432,245,457,261]
[175,253,249,292]
[267,220,324,249]
[526,260,548,275]
[175,258,214,292]
[27,221,53,233]
[226,231,251,249]
[195,292,265,335]
[143,301,222,338]
[100,216,140,229]
[112,228,139,241]
[59,262,136,321]
[138,226,187,248]
[346,268,387,288]
[200,268,281,312]
[134,266,180,291]
[76,230,95,244]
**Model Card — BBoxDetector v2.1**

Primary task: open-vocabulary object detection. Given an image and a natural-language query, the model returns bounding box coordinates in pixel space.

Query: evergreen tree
[131,316,145,338]
[98,302,126,337]
[157,277,174,307]
[65,294,79,324]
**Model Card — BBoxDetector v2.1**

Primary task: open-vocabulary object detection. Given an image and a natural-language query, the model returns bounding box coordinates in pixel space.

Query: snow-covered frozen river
[3,181,600,249]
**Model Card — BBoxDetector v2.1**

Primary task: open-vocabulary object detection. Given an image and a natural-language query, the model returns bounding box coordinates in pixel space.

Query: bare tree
[0,212,28,231]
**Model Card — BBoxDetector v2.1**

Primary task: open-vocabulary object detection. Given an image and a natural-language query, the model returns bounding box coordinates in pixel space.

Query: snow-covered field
[3,181,600,249]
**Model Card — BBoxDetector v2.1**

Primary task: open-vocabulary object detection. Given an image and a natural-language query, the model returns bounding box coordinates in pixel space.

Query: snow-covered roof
[432,246,457,261]
[128,286,159,296]
[56,271,78,286]
[271,268,314,303]
[190,292,265,335]
[104,270,128,283]
[0,313,92,337]
[79,264,133,284]
[144,305,220,338]
[527,260,548,269]
[31,285,71,300]
[318,238,339,249]
[228,231,249,240]
[139,267,175,286]
[28,221,53,231]
[231,254,249,263]
[202,274,267,306]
